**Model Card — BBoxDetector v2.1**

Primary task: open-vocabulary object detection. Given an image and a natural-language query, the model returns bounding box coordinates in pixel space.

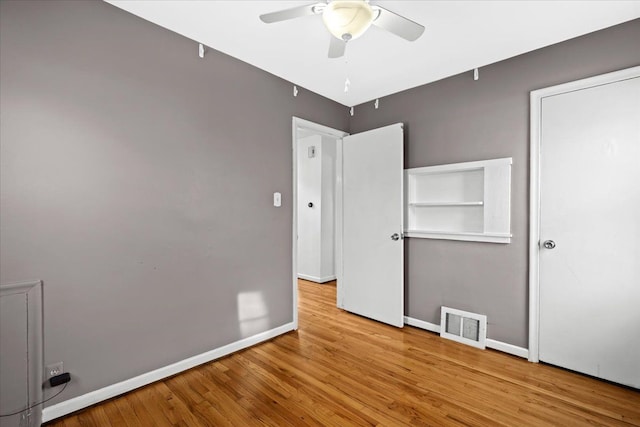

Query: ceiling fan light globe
[322,0,374,41]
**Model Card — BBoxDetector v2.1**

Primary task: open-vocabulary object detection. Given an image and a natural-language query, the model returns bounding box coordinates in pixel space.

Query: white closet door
[539,75,640,388]
[340,123,404,327]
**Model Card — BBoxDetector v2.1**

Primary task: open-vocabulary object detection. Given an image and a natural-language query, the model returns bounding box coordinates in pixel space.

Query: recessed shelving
[404,158,512,243]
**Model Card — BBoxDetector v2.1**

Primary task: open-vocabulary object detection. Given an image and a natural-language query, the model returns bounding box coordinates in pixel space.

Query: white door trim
[292,117,348,329]
[528,65,640,363]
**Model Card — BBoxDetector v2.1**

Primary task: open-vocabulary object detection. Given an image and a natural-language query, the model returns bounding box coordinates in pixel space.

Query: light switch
[273,192,281,207]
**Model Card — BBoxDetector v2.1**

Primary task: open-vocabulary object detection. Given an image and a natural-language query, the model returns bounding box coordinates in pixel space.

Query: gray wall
[350,19,640,347]
[0,0,347,405]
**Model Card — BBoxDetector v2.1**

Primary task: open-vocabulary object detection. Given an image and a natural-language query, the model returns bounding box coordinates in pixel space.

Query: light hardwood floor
[47,279,640,426]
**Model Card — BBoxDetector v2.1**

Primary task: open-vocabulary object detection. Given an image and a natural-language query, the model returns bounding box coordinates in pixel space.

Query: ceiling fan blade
[328,36,346,58]
[372,6,425,41]
[259,3,322,24]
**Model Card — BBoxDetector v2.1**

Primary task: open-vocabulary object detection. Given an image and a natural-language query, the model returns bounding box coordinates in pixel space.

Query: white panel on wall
[0,281,43,427]
[297,135,323,280]
[297,135,337,283]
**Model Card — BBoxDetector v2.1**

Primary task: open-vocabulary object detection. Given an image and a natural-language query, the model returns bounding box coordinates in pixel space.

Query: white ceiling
[106,1,640,107]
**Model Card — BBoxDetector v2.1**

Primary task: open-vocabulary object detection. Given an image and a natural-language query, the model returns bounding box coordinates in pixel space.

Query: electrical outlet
[46,362,63,379]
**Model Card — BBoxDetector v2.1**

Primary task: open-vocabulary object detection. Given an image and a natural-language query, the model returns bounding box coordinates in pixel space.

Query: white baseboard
[403,316,528,359]
[297,274,336,283]
[404,316,441,333]
[42,322,295,423]
[485,339,529,359]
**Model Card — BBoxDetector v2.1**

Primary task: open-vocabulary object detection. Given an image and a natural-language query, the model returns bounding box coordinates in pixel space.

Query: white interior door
[539,74,640,388]
[339,123,404,327]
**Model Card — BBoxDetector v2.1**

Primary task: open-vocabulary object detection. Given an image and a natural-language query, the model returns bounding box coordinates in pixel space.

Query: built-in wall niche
[404,158,512,243]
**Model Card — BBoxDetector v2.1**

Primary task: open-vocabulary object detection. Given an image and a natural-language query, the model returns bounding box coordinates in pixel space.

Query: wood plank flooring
[47,279,640,426]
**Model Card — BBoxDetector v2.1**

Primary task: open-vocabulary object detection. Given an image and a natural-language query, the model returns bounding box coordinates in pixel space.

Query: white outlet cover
[46,361,64,379]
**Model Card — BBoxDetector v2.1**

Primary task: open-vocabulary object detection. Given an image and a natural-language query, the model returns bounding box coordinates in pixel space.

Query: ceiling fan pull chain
[344,49,350,93]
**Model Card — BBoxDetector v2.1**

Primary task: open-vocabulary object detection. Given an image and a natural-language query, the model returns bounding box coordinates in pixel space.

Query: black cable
[0,382,68,417]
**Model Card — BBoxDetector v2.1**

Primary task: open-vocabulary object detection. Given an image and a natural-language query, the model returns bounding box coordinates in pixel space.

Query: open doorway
[292,119,405,329]
[297,129,337,283]
[291,118,347,329]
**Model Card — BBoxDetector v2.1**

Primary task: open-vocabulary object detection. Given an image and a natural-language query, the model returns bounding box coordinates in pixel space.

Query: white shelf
[404,158,512,244]
[409,201,484,207]
[405,230,512,244]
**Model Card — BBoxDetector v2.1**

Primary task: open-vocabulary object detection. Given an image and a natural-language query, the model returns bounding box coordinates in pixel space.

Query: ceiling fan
[259,0,425,58]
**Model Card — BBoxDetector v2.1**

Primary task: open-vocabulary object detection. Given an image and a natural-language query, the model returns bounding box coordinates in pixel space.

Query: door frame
[528,65,640,362]
[291,117,348,329]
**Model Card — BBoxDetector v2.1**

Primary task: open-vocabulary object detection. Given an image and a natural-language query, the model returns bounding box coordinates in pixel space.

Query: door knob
[308,202,313,208]
[543,240,556,249]
[391,233,400,241]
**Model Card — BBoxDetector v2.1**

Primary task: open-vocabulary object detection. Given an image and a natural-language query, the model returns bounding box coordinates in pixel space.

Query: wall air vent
[440,306,487,349]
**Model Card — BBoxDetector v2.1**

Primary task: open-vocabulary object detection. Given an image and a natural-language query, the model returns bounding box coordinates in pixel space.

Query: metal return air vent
[440,306,487,349]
